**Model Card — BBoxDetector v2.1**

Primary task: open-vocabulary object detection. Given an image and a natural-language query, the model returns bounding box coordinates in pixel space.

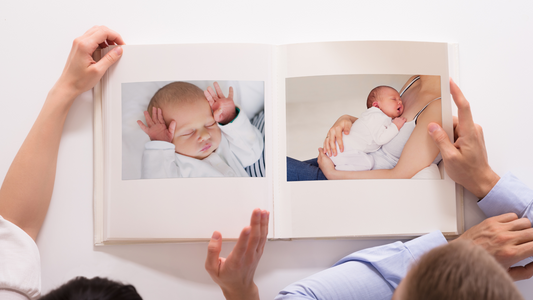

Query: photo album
[93,41,462,245]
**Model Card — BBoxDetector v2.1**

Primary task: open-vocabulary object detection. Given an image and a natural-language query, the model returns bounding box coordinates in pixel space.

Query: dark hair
[404,240,523,300]
[366,85,397,108]
[39,277,142,300]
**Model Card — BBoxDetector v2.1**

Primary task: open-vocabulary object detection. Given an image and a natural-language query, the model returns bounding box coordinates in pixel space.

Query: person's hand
[137,107,176,143]
[392,117,407,130]
[55,25,125,100]
[454,213,533,281]
[317,147,336,178]
[205,208,269,300]
[427,78,500,198]
[323,115,356,157]
[205,82,237,125]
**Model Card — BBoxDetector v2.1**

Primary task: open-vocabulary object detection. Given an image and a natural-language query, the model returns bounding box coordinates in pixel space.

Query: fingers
[205,231,223,276]
[256,210,269,254]
[157,107,165,124]
[87,25,125,46]
[247,209,262,259]
[228,86,234,100]
[492,213,519,223]
[334,127,344,155]
[214,82,225,98]
[450,78,475,129]
[508,262,533,281]
[427,122,458,159]
[96,46,123,74]
[205,90,215,106]
[144,110,154,127]
[232,226,252,259]
[137,120,148,134]
[508,218,533,231]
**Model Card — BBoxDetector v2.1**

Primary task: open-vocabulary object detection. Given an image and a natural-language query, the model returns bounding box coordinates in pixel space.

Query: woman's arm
[319,100,442,180]
[0,26,124,240]
[323,114,357,157]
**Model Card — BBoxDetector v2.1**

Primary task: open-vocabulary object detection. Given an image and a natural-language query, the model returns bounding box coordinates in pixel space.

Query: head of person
[366,85,403,118]
[392,240,523,300]
[147,82,221,160]
[39,276,142,300]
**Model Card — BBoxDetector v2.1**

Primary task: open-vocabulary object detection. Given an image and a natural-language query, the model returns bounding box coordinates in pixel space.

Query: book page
[99,44,273,241]
[275,41,457,238]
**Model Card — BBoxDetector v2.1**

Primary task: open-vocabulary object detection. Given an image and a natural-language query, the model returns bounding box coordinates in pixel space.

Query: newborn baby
[330,86,406,171]
[137,81,263,178]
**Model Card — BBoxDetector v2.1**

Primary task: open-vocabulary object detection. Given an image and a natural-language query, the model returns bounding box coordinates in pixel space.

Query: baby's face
[375,89,403,118]
[162,99,221,160]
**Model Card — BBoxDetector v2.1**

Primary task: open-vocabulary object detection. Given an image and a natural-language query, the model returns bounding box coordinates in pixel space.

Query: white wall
[1,1,533,299]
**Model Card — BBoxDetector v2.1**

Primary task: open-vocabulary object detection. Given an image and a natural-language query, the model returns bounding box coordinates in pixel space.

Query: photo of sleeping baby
[122,80,265,180]
[286,74,443,181]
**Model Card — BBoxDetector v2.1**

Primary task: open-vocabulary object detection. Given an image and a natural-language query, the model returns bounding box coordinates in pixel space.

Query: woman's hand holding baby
[323,114,357,157]
[137,107,176,143]
[392,117,407,129]
[205,82,237,125]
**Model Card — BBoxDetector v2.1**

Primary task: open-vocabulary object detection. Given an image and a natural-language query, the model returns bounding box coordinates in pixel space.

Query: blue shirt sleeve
[275,231,447,300]
[478,172,533,221]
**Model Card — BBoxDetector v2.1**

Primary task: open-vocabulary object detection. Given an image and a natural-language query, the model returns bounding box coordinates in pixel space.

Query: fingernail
[211,231,220,240]
[428,123,439,134]
[114,46,123,55]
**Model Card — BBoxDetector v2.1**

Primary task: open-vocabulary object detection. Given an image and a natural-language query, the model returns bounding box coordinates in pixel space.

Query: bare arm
[0,26,124,240]
[323,114,357,157]
[319,100,442,180]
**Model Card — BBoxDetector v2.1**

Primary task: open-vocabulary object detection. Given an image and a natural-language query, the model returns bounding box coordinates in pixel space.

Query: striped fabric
[245,110,266,177]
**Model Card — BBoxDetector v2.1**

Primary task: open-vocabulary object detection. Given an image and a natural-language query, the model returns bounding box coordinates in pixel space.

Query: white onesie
[141,110,263,178]
[330,107,399,171]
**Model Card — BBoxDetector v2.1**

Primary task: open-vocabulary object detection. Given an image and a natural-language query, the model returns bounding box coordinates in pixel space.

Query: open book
[93,41,462,245]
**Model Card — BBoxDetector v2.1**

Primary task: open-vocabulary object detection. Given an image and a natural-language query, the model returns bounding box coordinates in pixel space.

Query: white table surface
[1,1,533,299]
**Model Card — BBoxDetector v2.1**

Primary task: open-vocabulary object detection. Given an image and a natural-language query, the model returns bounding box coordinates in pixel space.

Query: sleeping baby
[329,85,406,171]
[137,81,263,178]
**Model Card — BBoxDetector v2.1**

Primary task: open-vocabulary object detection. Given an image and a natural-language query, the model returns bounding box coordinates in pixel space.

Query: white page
[275,41,457,238]
[100,44,273,241]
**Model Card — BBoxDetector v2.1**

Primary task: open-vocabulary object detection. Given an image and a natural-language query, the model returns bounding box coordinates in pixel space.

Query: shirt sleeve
[368,114,399,146]
[0,216,41,300]
[141,141,180,179]
[275,231,447,300]
[478,172,533,221]
[219,108,263,167]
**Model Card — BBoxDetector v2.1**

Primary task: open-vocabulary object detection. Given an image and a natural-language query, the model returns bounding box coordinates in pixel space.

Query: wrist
[221,283,259,300]
[473,168,500,199]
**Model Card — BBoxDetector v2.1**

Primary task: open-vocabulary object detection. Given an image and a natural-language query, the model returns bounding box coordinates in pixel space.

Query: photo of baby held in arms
[286,74,443,181]
[121,80,265,180]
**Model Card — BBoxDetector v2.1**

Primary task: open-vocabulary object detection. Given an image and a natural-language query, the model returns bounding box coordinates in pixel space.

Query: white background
[1,1,533,299]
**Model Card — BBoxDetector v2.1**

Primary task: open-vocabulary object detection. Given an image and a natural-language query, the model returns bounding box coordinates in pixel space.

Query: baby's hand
[137,107,176,143]
[205,82,236,125]
[392,117,407,130]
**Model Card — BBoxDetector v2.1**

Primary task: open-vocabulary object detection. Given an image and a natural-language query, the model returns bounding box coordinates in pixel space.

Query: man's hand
[455,213,533,281]
[137,107,176,143]
[427,78,500,198]
[205,208,269,300]
[205,82,237,125]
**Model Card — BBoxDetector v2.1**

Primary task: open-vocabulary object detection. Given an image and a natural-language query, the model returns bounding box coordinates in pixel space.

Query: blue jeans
[286,157,328,181]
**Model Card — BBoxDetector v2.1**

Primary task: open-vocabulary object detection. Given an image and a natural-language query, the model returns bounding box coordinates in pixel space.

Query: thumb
[97,46,123,73]
[205,231,222,275]
[427,122,457,158]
